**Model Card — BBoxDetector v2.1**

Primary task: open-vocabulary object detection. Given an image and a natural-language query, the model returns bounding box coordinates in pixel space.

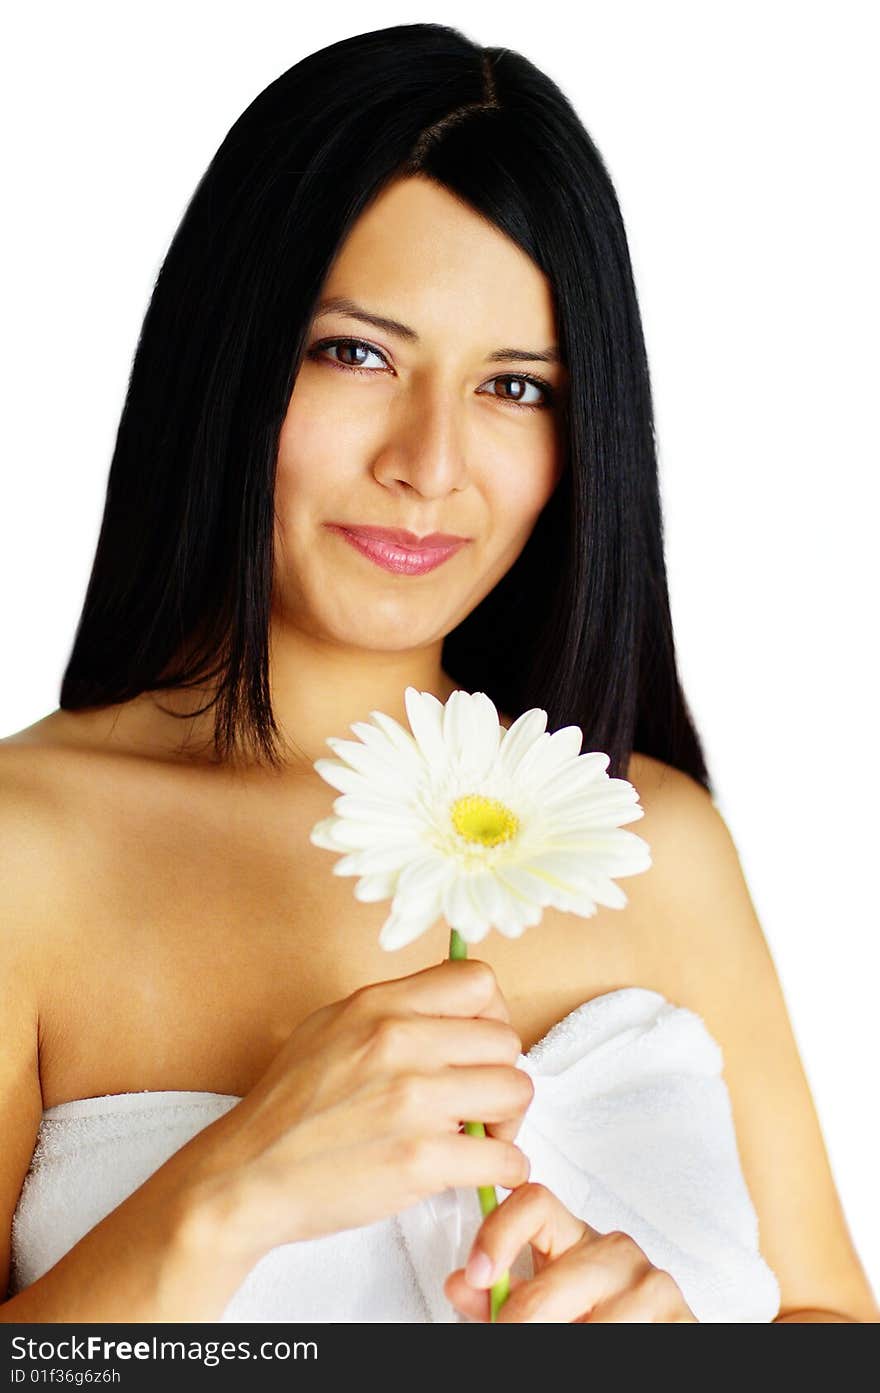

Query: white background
[2,2,877,1305]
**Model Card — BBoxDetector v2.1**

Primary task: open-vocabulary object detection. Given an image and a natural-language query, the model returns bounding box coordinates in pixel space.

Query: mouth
[325,524,471,576]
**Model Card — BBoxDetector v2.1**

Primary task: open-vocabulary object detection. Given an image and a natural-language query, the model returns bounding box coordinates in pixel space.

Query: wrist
[157,1172,269,1321]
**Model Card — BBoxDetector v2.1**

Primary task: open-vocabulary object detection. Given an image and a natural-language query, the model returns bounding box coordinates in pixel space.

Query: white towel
[9,987,781,1322]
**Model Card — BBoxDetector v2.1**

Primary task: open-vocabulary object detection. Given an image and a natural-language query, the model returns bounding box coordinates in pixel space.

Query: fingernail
[465,1249,494,1287]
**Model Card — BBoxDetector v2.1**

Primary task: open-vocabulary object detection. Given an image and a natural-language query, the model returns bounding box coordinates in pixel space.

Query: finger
[391,1064,533,1131]
[443,1268,529,1322]
[379,958,512,1025]
[480,1111,528,1146]
[377,1014,524,1070]
[586,1269,698,1323]
[494,1229,654,1324]
[421,1130,531,1193]
[463,1181,593,1290]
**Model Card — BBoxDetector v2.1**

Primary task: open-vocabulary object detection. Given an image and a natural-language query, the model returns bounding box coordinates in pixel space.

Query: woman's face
[273,173,567,652]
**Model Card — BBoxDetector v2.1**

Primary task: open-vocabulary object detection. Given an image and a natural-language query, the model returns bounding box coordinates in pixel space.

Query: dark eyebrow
[314,296,562,366]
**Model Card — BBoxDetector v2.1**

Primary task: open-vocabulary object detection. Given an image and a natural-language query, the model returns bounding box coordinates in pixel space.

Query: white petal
[458,866,542,938]
[524,850,632,911]
[468,691,504,776]
[541,799,636,832]
[332,843,414,876]
[498,708,548,776]
[546,829,652,874]
[364,710,427,772]
[322,820,412,851]
[379,903,439,950]
[560,791,646,829]
[481,874,536,940]
[552,894,603,917]
[515,725,584,789]
[583,878,628,909]
[324,737,413,795]
[329,855,360,878]
[353,872,398,902]
[456,917,493,945]
[349,718,425,781]
[466,870,508,925]
[557,879,626,912]
[491,875,546,934]
[527,847,593,879]
[494,915,531,939]
[442,875,471,927]
[309,818,349,850]
[312,758,378,796]
[442,689,473,753]
[618,830,652,870]
[554,785,643,813]
[404,687,450,771]
[526,849,632,899]
[443,876,491,939]
[347,720,394,751]
[331,793,423,830]
[501,904,544,936]
[396,855,455,901]
[441,689,502,779]
[507,730,552,784]
[537,754,614,809]
[492,862,552,908]
[542,792,606,820]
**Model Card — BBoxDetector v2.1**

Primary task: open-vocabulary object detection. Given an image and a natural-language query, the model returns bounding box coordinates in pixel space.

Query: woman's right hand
[187,958,534,1263]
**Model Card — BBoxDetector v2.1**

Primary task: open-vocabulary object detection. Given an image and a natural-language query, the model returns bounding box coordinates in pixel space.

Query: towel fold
[9,987,780,1322]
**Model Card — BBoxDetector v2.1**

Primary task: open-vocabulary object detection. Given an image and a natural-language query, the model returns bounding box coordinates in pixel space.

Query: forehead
[320,174,558,343]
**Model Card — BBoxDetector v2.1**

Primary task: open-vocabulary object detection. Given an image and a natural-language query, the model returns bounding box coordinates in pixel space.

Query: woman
[1,22,876,1324]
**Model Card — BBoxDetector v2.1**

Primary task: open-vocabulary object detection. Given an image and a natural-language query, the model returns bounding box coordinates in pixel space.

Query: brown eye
[310,337,389,370]
[480,375,554,409]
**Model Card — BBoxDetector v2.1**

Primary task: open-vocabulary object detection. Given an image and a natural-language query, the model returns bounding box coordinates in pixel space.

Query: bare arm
[635,761,879,1323]
[0,1119,257,1323]
[0,763,263,1322]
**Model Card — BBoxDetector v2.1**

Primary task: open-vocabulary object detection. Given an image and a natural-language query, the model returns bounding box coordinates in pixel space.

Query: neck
[102,620,464,774]
[263,620,462,768]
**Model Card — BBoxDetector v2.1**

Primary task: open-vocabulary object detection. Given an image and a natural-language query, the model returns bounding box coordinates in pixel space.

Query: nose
[370,376,470,499]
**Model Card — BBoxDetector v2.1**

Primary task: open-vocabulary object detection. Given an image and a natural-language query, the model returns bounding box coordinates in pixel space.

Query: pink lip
[326,524,470,576]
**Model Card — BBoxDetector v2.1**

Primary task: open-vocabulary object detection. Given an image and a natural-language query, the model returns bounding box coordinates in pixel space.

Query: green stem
[448,927,511,1323]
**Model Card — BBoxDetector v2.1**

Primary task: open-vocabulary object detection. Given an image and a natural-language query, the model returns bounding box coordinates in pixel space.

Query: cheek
[276,403,326,493]
[273,413,320,560]
[274,402,361,537]
[488,441,560,541]
[276,366,372,486]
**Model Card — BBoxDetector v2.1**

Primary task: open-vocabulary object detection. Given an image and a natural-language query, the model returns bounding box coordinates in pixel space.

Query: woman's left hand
[444,1182,699,1322]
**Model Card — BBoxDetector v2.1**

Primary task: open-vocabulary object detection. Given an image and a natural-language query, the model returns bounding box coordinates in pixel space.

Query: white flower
[309,687,652,951]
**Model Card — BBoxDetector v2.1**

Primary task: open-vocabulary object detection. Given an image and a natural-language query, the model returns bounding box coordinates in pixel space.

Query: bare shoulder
[624,749,878,1321]
[625,746,712,819]
[621,752,793,1026]
[0,740,52,973]
[621,747,818,1074]
[618,748,719,962]
[0,733,67,874]
[0,740,56,1290]
[0,717,85,845]
[0,731,88,994]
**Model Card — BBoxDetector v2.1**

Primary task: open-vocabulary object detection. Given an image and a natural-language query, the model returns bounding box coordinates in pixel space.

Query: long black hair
[60,21,712,793]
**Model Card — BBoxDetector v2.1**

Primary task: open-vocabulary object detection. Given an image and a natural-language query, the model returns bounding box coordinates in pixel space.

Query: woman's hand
[186,958,533,1263]
[445,1182,699,1322]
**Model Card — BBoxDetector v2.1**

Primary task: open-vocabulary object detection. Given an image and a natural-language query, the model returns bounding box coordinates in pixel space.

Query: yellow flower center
[450,794,519,848]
